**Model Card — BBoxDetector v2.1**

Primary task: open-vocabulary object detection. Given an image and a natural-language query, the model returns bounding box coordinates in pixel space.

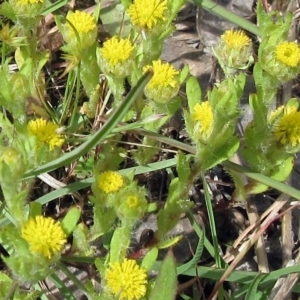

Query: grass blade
[23,71,153,179]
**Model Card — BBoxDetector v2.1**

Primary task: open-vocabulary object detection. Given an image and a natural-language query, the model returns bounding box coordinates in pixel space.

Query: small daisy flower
[192,102,214,139]
[127,0,168,30]
[66,10,96,35]
[221,29,251,49]
[98,36,135,77]
[213,29,253,71]
[275,41,300,68]
[105,259,147,300]
[21,216,66,259]
[97,171,124,194]
[63,10,97,48]
[143,60,180,103]
[273,110,300,147]
[260,41,300,83]
[27,119,64,150]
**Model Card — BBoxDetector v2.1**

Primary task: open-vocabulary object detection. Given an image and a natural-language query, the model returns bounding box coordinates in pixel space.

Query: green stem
[23,71,153,179]
[223,161,300,200]
[3,282,18,300]
[60,71,76,125]
[192,0,261,37]
[70,63,81,128]
[202,175,224,268]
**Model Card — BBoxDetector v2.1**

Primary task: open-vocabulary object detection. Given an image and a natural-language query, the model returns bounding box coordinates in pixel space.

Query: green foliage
[61,207,81,236]
[149,250,177,300]
[186,75,202,111]
[1,0,300,298]
[141,247,159,271]
[109,226,131,263]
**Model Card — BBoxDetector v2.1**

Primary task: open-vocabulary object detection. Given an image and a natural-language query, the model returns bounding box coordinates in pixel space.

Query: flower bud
[9,0,45,18]
[213,29,253,72]
[260,41,300,83]
[63,10,97,49]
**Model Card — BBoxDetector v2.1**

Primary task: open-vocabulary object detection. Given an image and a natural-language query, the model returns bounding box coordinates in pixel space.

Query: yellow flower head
[21,216,66,258]
[66,10,96,35]
[144,60,179,89]
[105,259,147,300]
[27,119,64,150]
[143,60,180,103]
[99,36,134,66]
[221,29,251,50]
[63,10,97,48]
[213,29,253,71]
[275,41,300,68]
[127,0,167,29]
[274,110,300,147]
[192,102,214,139]
[97,171,124,193]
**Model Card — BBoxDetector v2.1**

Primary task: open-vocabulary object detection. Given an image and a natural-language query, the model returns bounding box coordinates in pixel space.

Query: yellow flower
[192,102,214,139]
[66,10,96,35]
[144,60,179,88]
[105,259,147,300]
[274,110,300,147]
[27,119,64,150]
[21,216,66,258]
[127,0,167,29]
[99,36,134,66]
[221,29,251,50]
[63,10,97,48]
[143,60,180,103]
[275,41,300,68]
[97,171,124,193]
[126,195,140,208]
[213,29,253,72]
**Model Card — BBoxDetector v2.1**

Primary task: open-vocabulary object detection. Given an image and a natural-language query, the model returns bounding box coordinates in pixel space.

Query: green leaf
[72,224,91,255]
[177,151,191,193]
[186,76,201,111]
[28,202,42,219]
[0,2,16,21]
[149,250,177,300]
[95,258,106,278]
[42,0,68,15]
[141,247,159,271]
[177,226,205,274]
[61,207,81,236]
[110,227,131,263]
[245,274,265,300]
[0,271,12,282]
[223,161,300,200]
[179,64,190,84]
